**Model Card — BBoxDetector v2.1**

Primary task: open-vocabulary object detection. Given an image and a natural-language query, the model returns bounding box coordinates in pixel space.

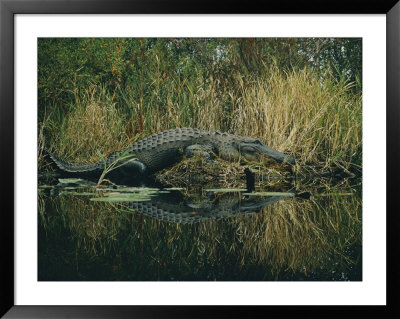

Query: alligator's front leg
[184,144,214,163]
[119,159,148,176]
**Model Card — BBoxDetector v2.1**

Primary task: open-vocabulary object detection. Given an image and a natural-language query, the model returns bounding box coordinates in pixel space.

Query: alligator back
[47,128,213,175]
[123,128,212,172]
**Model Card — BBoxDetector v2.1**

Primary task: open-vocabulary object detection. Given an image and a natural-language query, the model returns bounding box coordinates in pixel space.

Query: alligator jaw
[256,144,296,165]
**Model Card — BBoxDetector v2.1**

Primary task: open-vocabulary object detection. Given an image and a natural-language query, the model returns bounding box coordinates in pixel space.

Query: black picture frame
[1,0,398,318]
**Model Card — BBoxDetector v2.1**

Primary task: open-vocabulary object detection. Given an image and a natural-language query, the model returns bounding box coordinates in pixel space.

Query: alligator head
[216,133,295,165]
[238,137,295,165]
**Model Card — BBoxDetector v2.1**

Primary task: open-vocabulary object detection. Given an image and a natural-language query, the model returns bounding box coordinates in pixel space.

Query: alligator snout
[255,144,295,165]
[283,155,296,165]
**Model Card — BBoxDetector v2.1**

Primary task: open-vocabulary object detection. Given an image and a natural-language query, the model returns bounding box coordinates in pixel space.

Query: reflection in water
[38,178,362,281]
[124,191,293,223]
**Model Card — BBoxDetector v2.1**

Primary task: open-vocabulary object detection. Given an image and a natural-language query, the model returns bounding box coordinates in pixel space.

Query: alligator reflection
[38,178,362,281]
[124,191,293,224]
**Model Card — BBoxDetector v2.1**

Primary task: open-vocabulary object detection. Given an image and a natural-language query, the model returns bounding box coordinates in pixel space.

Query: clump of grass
[46,85,136,163]
[155,153,293,189]
[227,66,362,169]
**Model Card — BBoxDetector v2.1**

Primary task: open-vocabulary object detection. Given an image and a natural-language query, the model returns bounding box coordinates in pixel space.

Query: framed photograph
[1,0,398,318]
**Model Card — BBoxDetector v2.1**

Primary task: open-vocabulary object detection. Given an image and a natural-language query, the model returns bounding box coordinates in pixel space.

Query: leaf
[96,149,106,163]
[315,193,354,197]
[204,188,247,193]
[90,196,152,202]
[59,191,95,196]
[58,178,84,184]
[97,210,106,222]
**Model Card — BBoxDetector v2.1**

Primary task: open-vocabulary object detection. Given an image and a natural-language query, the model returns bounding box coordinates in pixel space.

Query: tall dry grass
[41,65,361,170]
[45,85,135,163]
[226,67,362,168]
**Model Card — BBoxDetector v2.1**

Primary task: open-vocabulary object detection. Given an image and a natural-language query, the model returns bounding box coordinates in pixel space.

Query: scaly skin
[47,128,295,176]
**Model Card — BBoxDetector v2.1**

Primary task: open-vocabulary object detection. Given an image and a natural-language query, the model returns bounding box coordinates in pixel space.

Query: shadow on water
[38,175,362,281]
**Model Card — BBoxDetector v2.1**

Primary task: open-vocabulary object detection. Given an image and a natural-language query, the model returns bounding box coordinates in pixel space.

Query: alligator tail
[44,149,104,174]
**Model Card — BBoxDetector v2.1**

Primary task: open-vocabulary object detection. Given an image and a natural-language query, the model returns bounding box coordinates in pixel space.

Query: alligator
[47,128,295,177]
[121,190,294,224]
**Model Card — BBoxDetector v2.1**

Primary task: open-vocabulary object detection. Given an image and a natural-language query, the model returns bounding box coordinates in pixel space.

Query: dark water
[38,176,362,281]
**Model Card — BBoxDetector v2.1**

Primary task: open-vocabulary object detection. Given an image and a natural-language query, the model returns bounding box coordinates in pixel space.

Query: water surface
[38,177,362,281]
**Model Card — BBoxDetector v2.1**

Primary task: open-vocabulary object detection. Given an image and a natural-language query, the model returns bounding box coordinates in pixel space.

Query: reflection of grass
[240,195,361,275]
[38,182,362,280]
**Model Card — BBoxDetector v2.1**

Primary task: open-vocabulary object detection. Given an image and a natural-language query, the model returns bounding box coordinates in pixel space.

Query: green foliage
[38,38,362,119]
